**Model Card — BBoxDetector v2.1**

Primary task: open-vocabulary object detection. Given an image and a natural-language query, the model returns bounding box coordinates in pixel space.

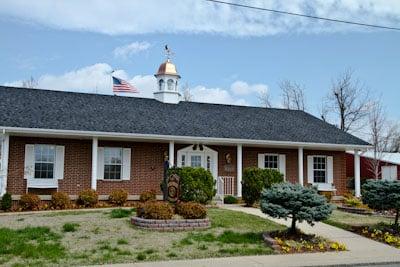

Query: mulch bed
[350,224,400,248]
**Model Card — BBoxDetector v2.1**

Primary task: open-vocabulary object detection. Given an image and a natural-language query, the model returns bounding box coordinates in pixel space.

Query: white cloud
[230,80,268,96]
[1,0,399,36]
[113,41,151,59]
[190,85,249,106]
[3,63,257,106]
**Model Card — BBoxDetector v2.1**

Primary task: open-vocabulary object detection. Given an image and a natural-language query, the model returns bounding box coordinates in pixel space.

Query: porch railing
[217,176,235,196]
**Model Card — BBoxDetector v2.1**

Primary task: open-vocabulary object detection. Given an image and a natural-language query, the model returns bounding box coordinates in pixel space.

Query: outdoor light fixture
[192,144,197,150]
[199,144,204,151]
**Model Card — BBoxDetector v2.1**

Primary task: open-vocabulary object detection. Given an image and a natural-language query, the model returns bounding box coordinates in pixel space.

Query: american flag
[112,76,138,93]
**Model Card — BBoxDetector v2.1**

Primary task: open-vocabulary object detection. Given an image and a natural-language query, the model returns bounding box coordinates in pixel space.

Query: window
[191,155,202,167]
[159,79,164,91]
[313,156,326,183]
[104,147,123,180]
[181,155,186,167]
[167,79,174,90]
[264,154,278,170]
[34,145,55,179]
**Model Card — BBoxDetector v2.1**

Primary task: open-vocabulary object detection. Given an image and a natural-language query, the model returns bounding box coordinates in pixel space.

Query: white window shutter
[122,148,131,180]
[307,156,314,184]
[258,154,265,169]
[55,146,65,180]
[24,144,35,179]
[327,156,333,184]
[97,147,104,180]
[279,154,286,180]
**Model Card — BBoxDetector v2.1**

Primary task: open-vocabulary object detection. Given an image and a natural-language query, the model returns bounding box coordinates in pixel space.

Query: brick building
[0,58,370,201]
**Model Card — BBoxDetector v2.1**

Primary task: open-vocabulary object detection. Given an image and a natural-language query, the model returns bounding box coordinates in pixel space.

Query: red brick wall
[6,136,349,196]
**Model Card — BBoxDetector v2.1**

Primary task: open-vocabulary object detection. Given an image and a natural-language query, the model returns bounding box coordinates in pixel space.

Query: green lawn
[0,207,284,266]
[324,209,393,230]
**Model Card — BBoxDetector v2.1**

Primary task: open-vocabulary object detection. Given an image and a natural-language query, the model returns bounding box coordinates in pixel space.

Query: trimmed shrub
[175,201,207,219]
[168,167,216,204]
[139,190,156,203]
[62,223,79,232]
[109,189,128,206]
[261,183,333,234]
[319,191,333,202]
[242,167,284,206]
[51,192,71,210]
[1,192,12,211]
[77,189,98,208]
[136,201,173,220]
[223,195,238,204]
[19,193,41,211]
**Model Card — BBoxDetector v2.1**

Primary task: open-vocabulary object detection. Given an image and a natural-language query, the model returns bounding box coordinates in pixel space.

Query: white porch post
[237,144,243,197]
[0,133,10,196]
[169,141,175,167]
[354,150,361,197]
[298,147,304,186]
[91,137,98,190]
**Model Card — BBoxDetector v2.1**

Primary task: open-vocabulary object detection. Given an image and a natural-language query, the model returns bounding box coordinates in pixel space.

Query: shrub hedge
[19,193,41,211]
[1,192,12,211]
[77,189,98,208]
[51,192,71,209]
[168,167,216,204]
[109,189,128,206]
[223,195,238,204]
[175,201,207,219]
[139,190,156,203]
[242,167,284,206]
[136,201,173,220]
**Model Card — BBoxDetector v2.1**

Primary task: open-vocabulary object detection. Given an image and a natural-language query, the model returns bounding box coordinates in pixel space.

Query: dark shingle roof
[0,86,369,146]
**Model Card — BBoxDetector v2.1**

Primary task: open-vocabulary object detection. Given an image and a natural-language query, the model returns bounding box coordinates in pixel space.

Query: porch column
[0,133,10,196]
[354,150,361,197]
[298,147,304,186]
[237,144,243,197]
[91,137,98,190]
[169,141,175,167]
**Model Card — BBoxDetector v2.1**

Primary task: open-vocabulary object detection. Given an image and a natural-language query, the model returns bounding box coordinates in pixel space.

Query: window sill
[27,178,58,188]
[99,179,127,182]
[312,183,336,192]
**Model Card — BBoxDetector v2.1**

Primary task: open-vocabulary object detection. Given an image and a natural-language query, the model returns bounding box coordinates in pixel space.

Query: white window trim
[103,147,123,181]
[177,145,218,179]
[312,155,327,184]
[34,144,56,179]
[307,155,335,191]
[100,147,131,181]
[263,153,280,171]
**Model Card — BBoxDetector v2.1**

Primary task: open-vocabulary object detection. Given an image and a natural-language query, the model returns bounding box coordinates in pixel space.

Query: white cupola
[153,58,181,104]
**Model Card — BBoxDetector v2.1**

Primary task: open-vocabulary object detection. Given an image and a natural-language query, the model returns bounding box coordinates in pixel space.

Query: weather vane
[164,45,175,60]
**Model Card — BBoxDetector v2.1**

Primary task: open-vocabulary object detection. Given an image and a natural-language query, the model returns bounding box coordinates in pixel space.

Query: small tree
[242,167,284,206]
[260,183,333,234]
[362,180,400,227]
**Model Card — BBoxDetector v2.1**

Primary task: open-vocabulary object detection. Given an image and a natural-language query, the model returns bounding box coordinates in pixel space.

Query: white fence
[217,176,235,196]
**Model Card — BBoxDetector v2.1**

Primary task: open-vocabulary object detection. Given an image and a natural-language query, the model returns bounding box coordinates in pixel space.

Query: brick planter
[131,217,211,231]
[337,205,373,215]
[262,232,281,252]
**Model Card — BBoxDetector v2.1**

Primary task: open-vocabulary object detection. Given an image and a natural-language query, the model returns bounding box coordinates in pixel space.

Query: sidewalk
[104,205,400,267]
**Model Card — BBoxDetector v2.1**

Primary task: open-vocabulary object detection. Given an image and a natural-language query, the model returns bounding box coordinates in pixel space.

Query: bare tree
[258,88,272,108]
[280,80,306,111]
[181,82,193,102]
[324,69,370,133]
[365,100,398,178]
[22,76,38,88]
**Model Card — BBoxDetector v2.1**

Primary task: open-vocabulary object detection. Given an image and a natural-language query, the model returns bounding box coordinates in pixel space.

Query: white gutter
[0,126,372,151]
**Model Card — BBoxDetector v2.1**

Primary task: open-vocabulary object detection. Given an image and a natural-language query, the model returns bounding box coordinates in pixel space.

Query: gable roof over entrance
[0,86,369,147]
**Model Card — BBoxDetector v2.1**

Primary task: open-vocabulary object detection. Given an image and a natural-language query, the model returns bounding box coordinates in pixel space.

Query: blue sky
[0,0,399,128]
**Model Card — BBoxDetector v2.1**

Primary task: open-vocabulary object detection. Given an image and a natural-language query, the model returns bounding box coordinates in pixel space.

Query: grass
[324,209,393,229]
[110,208,135,218]
[0,207,284,266]
[62,223,80,232]
[0,227,65,261]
